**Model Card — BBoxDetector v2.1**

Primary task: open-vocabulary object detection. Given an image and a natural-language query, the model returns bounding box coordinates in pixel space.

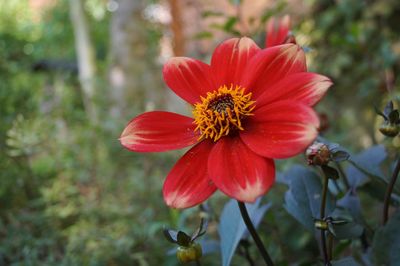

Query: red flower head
[265,15,296,47]
[120,37,332,209]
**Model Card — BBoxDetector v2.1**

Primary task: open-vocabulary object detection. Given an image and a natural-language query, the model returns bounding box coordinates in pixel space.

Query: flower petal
[163,57,215,104]
[240,101,319,159]
[211,37,261,88]
[241,44,306,98]
[163,141,217,209]
[255,72,333,108]
[208,137,275,202]
[120,111,198,152]
[265,15,291,47]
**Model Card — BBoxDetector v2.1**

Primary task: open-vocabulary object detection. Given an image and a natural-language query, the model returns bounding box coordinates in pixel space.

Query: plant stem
[382,157,400,225]
[195,259,201,266]
[327,233,334,261]
[335,162,350,190]
[239,241,255,266]
[320,172,331,266]
[237,201,274,266]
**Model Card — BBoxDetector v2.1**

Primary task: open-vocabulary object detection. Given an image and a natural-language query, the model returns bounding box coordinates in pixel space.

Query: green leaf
[328,221,363,240]
[347,145,400,201]
[284,165,335,231]
[372,211,400,265]
[218,199,271,266]
[337,190,364,224]
[193,31,213,40]
[347,145,387,187]
[223,17,238,32]
[201,10,224,18]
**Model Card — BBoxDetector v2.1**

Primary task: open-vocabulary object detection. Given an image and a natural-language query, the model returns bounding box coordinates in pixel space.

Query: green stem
[320,172,331,266]
[237,201,274,266]
[239,241,255,266]
[382,157,400,225]
[335,162,350,190]
[327,233,334,261]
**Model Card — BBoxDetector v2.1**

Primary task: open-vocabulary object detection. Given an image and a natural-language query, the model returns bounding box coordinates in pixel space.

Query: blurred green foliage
[0,1,173,265]
[0,0,399,265]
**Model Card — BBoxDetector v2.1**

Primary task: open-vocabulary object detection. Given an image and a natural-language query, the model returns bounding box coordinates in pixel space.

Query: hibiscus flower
[120,37,332,209]
[265,15,296,47]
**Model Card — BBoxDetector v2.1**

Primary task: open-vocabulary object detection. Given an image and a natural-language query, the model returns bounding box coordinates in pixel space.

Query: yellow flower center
[192,85,255,142]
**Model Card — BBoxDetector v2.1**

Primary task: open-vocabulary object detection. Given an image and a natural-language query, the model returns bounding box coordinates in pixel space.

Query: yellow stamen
[192,85,255,142]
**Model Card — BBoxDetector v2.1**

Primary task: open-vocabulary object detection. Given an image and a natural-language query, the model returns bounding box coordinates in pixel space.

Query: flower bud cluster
[376,101,400,137]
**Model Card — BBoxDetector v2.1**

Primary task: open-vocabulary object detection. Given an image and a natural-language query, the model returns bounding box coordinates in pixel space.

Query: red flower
[120,37,332,209]
[265,15,296,47]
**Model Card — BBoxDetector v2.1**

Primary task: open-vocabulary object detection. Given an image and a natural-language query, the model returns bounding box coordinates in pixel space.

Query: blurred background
[0,0,399,265]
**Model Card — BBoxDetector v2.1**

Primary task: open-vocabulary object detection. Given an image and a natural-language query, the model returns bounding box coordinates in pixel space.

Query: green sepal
[177,231,192,247]
[322,165,340,180]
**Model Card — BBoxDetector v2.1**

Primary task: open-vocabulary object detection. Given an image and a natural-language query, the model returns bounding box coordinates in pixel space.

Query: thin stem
[237,201,274,266]
[382,157,400,225]
[239,241,255,266]
[320,172,331,266]
[327,233,334,261]
[335,162,350,190]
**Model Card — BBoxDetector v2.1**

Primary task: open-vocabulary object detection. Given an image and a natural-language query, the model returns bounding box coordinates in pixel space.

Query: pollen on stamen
[192,85,255,142]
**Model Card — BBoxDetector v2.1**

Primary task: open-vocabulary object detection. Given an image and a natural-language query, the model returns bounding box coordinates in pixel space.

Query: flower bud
[306,142,331,166]
[177,242,202,263]
[314,219,328,230]
[375,101,400,137]
[379,121,400,137]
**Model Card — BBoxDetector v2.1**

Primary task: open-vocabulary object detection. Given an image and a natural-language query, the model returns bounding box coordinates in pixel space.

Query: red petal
[163,141,217,209]
[255,72,333,108]
[240,101,319,159]
[208,137,275,202]
[163,57,215,104]
[265,15,291,47]
[120,111,198,152]
[241,44,306,98]
[211,37,261,88]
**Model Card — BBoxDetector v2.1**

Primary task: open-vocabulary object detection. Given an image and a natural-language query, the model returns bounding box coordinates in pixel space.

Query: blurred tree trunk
[168,0,185,56]
[109,0,163,119]
[68,0,97,123]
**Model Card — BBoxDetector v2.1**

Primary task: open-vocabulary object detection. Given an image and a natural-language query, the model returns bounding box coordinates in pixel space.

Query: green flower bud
[379,121,400,137]
[314,220,328,230]
[176,242,202,263]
